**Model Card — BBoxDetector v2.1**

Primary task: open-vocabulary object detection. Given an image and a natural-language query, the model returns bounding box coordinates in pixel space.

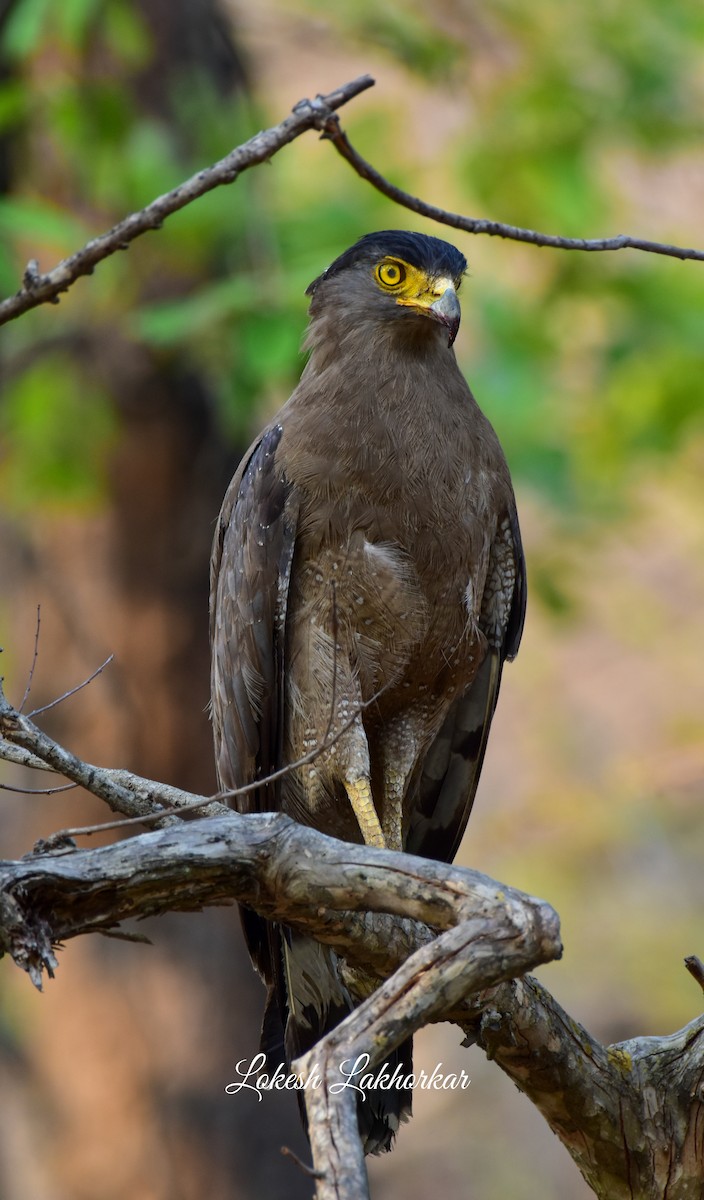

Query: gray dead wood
[1,678,702,1197]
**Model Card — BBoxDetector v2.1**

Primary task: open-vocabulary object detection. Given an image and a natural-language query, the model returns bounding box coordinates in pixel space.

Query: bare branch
[0,75,375,326]
[297,915,556,1199]
[320,115,704,264]
[0,740,55,773]
[0,665,392,841]
[0,781,77,796]
[0,663,702,1195]
[0,676,227,826]
[1,792,700,1199]
[472,975,704,1200]
[27,654,114,719]
[685,954,704,994]
[0,70,698,339]
[18,605,41,713]
[0,809,560,982]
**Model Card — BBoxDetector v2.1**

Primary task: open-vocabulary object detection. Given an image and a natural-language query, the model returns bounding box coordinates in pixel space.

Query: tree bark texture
[1,677,702,1199]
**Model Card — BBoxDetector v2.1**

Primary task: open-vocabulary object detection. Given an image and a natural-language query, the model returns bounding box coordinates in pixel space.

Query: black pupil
[385,263,400,282]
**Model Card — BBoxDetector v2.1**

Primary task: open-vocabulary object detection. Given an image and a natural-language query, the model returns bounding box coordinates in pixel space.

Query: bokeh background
[1,2,703,1197]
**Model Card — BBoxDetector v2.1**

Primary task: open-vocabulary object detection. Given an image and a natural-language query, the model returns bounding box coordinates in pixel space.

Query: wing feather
[210,423,298,991]
[210,423,297,812]
[408,502,526,862]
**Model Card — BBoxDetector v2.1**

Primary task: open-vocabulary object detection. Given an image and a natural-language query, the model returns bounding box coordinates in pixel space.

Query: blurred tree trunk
[0,2,311,1196]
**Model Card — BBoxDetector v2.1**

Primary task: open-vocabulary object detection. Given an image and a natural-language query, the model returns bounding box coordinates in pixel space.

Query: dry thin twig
[685,955,704,994]
[0,668,391,840]
[320,114,704,263]
[0,76,375,327]
[19,605,41,714]
[0,781,77,796]
[0,74,700,335]
[28,654,114,719]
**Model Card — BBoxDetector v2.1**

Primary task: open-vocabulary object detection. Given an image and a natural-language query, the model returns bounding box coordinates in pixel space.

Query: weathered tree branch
[0,810,559,985]
[1,674,702,1197]
[473,975,704,1200]
[320,115,704,263]
[0,75,375,326]
[297,916,556,1200]
[0,72,700,331]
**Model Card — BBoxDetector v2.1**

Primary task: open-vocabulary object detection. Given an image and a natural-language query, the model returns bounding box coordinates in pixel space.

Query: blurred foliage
[0,352,116,508]
[0,0,701,539]
[0,7,703,1197]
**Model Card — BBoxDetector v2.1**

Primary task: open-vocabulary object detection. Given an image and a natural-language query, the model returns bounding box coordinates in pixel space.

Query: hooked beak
[428,284,461,347]
[397,279,461,347]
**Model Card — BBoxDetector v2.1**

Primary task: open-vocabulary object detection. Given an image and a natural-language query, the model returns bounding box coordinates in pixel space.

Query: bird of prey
[210,230,525,1153]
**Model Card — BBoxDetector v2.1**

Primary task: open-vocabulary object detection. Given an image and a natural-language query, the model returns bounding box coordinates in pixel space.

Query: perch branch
[320,115,704,263]
[0,75,375,326]
[472,975,704,1200]
[1,678,702,1197]
[297,915,556,1200]
[0,808,560,1009]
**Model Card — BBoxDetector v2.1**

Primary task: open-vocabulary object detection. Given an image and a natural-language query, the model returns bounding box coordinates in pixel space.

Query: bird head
[306,231,467,348]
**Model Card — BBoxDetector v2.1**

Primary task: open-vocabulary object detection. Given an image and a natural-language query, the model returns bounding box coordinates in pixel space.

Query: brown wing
[406,504,526,862]
[210,422,297,808]
[210,422,298,990]
[211,426,380,1115]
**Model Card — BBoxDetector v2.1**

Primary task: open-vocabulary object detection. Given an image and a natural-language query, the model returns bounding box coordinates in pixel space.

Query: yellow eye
[376,260,406,289]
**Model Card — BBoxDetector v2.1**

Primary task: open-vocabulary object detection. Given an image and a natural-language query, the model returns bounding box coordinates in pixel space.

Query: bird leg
[381,768,405,852]
[379,708,432,852]
[345,777,386,849]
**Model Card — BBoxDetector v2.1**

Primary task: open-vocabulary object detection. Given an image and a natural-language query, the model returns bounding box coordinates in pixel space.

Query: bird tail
[261,926,412,1154]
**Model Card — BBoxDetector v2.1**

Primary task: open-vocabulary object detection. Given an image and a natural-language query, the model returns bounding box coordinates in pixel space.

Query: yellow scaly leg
[345,778,386,849]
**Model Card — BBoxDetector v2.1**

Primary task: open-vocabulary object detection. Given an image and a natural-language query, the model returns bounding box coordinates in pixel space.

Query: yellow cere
[373,257,456,312]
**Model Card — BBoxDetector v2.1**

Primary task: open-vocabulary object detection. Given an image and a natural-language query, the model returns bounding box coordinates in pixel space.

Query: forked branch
[0,675,702,1198]
[0,73,701,329]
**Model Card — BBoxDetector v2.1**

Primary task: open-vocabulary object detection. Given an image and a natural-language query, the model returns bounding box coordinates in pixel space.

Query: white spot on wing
[464,579,474,617]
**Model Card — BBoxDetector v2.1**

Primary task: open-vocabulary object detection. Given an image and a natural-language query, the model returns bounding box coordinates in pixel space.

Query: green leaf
[1,0,52,59]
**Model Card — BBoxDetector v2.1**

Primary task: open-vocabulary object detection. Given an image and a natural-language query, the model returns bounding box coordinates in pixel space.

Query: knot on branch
[22,259,43,291]
[292,94,337,134]
[0,891,58,989]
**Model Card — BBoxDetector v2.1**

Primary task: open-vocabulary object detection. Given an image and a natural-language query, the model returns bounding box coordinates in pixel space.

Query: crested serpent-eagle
[210,230,526,1153]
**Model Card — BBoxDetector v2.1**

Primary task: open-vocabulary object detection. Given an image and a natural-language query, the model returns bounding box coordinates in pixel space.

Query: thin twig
[0,73,698,338]
[51,676,392,840]
[214,677,391,804]
[280,1147,324,1180]
[0,781,77,796]
[685,955,704,994]
[321,115,704,264]
[0,76,375,327]
[28,654,114,719]
[56,802,215,839]
[19,605,41,714]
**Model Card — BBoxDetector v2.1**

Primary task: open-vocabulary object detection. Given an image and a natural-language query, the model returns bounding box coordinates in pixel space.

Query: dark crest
[306,230,467,296]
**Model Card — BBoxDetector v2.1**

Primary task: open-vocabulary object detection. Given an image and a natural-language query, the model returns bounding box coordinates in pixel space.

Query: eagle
[210,230,526,1153]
